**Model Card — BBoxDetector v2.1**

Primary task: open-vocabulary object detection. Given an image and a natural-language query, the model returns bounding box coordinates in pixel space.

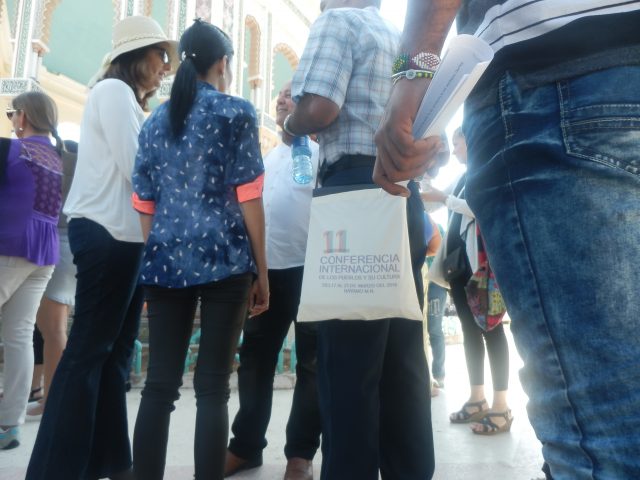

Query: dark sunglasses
[152,47,170,65]
[5,108,20,120]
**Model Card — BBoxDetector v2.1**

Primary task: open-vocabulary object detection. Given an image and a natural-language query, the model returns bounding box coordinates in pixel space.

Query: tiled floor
[0,325,545,479]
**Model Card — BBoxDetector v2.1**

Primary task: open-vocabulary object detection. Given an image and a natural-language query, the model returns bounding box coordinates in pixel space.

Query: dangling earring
[18,127,24,132]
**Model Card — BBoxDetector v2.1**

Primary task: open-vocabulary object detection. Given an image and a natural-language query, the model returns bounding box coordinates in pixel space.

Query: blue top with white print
[133,82,264,288]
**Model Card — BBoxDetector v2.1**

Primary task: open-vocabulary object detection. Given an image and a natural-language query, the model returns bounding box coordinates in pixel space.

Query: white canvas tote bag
[297,185,423,322]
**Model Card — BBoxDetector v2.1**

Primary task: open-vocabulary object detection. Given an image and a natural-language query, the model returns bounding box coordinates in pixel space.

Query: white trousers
[0,256,53,426]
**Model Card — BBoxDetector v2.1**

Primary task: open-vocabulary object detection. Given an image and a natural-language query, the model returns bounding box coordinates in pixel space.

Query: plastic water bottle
[291,136,313,184]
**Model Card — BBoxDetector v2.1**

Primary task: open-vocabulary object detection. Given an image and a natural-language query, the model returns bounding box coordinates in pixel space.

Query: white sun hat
[89,15,179,87]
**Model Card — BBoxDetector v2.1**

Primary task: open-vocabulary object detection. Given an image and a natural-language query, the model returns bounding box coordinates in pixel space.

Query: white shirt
[263,140,320,269]
[64,79,145,242]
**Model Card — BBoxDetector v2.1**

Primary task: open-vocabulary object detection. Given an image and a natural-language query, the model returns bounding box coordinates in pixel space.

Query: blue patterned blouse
[133,82,264,288]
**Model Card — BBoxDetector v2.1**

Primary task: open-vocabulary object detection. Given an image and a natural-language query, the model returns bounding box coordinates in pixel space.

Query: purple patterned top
[0,136,62,266]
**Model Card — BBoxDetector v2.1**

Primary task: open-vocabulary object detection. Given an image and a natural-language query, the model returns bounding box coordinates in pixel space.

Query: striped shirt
[292,6,400,166]
[460,0,640,52]
[459,0,640,109]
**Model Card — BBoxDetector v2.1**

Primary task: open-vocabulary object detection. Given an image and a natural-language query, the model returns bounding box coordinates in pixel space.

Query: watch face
[406,69,416,80]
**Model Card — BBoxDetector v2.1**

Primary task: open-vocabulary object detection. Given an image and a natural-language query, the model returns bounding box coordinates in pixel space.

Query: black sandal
[28,387,43,403]
[471,409,514,435]
[449,399,488,423]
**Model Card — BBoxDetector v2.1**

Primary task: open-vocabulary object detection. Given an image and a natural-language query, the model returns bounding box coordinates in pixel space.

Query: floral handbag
[464,226,507,331]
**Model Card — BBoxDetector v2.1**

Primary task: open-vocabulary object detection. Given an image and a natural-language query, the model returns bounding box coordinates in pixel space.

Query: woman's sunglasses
[152,47,170,65]
[5,108,20,120]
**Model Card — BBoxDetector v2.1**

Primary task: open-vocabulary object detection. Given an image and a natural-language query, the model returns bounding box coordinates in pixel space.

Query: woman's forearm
[139,213,153,243]
[239,197,268,275]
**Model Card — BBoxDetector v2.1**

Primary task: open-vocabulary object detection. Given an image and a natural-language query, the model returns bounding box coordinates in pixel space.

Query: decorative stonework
[264,11,272,112]
[143,0,152,16]
[282,0,311,27]
[13,0,34,77]
[112,0,122,23]
[31,0,61,55]
[248,75,262,89]
[5,0,19,37]
[167,0,175,36]
[222,0,234,38]
[244,15,260,80]
[234,0,242,97]
[195,0,211,22]
[157,76,172,99]
[273,43,299,69]
[0,77,43,96]
[177,0,186,35]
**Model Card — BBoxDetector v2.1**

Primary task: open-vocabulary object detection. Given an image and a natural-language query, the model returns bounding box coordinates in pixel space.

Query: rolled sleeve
[236,173,264,203]
[291,11,353,108]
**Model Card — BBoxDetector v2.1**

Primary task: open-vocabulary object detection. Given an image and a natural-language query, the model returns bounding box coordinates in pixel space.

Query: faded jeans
[426,281,447,381]
[464,66,640,479]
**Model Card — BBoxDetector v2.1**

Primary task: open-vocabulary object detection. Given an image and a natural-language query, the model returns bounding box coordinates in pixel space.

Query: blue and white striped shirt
[292,6,400,166]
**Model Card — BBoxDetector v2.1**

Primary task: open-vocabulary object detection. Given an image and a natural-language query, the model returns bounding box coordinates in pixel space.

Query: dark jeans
[133,274,252,480]
[426,281,447,380]
[27,218,144,480]
[450,276,509,391]
[229,267,321,461]
[316,159,434,480]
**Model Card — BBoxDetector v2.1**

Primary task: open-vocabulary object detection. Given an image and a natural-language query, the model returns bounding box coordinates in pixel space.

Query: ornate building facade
[0,0,319,151]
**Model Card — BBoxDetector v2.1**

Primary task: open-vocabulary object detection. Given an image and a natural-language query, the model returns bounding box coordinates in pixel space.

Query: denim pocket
[559,67,640,177]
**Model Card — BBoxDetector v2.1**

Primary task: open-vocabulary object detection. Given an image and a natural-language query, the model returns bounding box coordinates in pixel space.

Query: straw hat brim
[111,38,180,73]
[88,38,180,87]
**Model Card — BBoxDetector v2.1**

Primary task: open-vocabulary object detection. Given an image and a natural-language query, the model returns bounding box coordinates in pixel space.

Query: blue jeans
[426,281,447,380]
[464,66,640,479]
[27,218,144,480]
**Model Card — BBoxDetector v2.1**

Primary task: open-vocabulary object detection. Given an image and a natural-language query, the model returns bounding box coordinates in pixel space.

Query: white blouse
[64,79,145,242]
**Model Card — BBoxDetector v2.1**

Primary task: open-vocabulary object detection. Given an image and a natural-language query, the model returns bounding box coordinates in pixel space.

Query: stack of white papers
[412,35,494,139]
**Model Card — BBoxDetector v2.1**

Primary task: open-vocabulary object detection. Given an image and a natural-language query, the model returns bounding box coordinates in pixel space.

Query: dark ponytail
[51,128,66,156]
[169,19,234,138]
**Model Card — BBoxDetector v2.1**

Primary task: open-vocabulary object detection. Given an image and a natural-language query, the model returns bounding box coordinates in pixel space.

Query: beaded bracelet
[392,69,435,85]
[392,52,441,75]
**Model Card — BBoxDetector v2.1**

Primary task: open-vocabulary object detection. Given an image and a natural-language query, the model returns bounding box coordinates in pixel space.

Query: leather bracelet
[283,113,296,136]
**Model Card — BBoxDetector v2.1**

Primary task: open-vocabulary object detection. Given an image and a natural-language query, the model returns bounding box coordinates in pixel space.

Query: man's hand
[248,272,269,318]
[374,79,442,196]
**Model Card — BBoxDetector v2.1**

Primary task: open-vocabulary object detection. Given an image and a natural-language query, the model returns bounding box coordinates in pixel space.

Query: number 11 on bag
[297,187,423,323]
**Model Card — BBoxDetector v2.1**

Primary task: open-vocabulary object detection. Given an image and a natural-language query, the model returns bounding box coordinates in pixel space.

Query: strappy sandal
[449,399,489,423]
[471,409,513,435]
[28,387,43,403]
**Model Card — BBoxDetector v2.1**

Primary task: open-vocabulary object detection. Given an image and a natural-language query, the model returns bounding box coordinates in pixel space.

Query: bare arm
[426,218,442,256]
[374,0,462,195]
[284,93,340,136]
[240,197,269,317]
[139,213,153,243]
